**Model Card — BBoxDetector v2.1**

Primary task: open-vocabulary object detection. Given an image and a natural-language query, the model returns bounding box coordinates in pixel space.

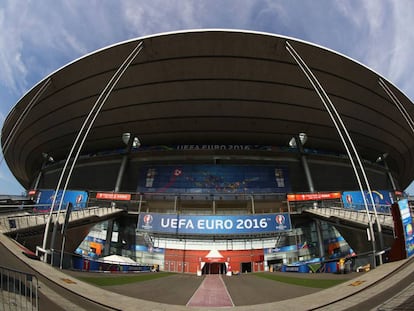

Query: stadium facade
[2,30,414,274]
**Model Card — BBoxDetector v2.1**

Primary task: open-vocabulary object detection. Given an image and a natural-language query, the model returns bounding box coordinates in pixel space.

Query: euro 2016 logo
[275,214,285,225]
[142,214,153,230]
[143,214,153,224]
[275,214,288,230]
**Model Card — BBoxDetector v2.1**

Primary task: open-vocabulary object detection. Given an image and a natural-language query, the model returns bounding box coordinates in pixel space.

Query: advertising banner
[138,145,273,152]
[96,192,131,201]
[287,192,341,202]
[34,189,88,212]
[398,199,414,258]
[265,245,299,253]
[342,190,393,212]
[137,164,290,194]
[137,213,291,235]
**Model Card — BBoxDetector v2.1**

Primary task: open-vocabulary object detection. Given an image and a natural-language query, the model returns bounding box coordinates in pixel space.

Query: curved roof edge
[6,29,412,125]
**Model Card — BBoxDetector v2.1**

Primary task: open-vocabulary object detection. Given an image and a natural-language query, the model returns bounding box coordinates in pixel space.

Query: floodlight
[122,133,141,148]
[42,152,54,163]
[288,132,307,148]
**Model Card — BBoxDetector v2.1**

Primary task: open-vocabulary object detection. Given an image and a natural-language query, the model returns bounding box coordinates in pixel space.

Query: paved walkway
[1,233,414,310]
[376,282,414,311]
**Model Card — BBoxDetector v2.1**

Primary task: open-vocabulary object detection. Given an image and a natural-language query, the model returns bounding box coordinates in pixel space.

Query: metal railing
[0,266,38,311]
[0,206,123,233]
[305,206,394,228]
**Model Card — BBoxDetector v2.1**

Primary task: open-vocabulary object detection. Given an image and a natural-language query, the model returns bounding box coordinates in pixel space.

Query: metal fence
[0,266,38,311]
[304,206,394,228]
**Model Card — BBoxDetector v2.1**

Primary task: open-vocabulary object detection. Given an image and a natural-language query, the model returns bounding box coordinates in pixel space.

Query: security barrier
[0,266,38,311]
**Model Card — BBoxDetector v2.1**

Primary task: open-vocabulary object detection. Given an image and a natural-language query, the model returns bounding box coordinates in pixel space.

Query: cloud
[387,1,414,94]
[0,4,28,94]
[0,0,127,97]
[1,0,411,98]
[333,1,414,92]
[122,1,200,34]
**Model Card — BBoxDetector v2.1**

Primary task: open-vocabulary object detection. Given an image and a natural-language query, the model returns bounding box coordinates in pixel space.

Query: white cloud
[121,1,212,34]
[0,3,28,93]
[387,1,414,94]
[316,0,414,102]
[0,1,123,96]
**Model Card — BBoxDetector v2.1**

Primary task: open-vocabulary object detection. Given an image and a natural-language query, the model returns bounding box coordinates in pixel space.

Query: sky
[0,0,413,195]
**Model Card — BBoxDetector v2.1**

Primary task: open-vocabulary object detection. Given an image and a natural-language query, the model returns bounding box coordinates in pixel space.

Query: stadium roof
[2,29,414,189]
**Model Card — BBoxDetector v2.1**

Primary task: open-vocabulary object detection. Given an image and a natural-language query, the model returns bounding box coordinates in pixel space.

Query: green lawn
[255,273,347,288]
[78,271,346,289]
[78,272,175,286]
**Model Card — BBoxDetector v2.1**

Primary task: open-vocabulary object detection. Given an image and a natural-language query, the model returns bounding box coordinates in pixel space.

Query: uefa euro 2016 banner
[137,213,291,235]
[137,164,291,194]
[34,189,88,212]
[342,190,393,212]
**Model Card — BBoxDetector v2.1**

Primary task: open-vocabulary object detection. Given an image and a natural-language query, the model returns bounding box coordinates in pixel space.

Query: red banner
[287,192,341,202]
[96,192,131,201]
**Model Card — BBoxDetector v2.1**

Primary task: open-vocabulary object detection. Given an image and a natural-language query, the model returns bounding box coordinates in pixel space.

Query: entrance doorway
[268,259,283,272]
[202,262,227,274]
[241,262,252,273]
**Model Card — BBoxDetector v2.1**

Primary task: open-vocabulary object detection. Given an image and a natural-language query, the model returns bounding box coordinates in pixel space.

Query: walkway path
[187,274,234,307]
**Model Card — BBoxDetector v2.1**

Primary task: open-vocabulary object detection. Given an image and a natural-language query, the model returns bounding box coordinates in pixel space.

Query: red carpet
[187,275,234,307]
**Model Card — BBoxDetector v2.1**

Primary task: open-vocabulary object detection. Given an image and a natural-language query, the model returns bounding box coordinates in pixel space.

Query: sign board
[137,213,291,235]
[96,192,131,201]
[287,192,341,202]
[398,199,414,258]
[137,164,291,194]
[34,189,88,212]
[342,190,393,212]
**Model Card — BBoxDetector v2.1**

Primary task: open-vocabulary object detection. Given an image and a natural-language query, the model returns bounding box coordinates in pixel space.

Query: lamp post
[104,133,140,257]
[114,133,140,193]
[289,133,315,193]
[32,153,54,190]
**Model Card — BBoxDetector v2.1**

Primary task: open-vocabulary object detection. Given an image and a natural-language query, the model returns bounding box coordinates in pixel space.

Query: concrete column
[383,159,397,191]
[114,133,137,192]
[295,135,315,193]
[103,220,114,256]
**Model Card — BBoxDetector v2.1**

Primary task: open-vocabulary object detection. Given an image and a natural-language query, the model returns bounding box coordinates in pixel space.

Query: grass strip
[255,273,347,289]
[78,272,174,286]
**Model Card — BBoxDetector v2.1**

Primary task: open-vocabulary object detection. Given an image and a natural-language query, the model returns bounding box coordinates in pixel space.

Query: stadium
[2,29,414,274]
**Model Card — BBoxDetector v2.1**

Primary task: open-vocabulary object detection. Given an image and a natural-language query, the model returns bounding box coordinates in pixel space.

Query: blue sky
[0,0,413,195]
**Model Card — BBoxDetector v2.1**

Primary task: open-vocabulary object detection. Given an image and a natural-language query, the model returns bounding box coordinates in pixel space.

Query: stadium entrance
[163,248,265,274]
[241,262,252,273]
[202,262,227,274]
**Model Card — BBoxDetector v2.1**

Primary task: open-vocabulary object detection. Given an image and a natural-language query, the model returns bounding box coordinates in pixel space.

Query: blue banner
[265,245,299,253]
[34,189,88,212]
[398,199,414,258]
[137,213,291,235]
[342,190,393,212]
[137,164,290,194]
